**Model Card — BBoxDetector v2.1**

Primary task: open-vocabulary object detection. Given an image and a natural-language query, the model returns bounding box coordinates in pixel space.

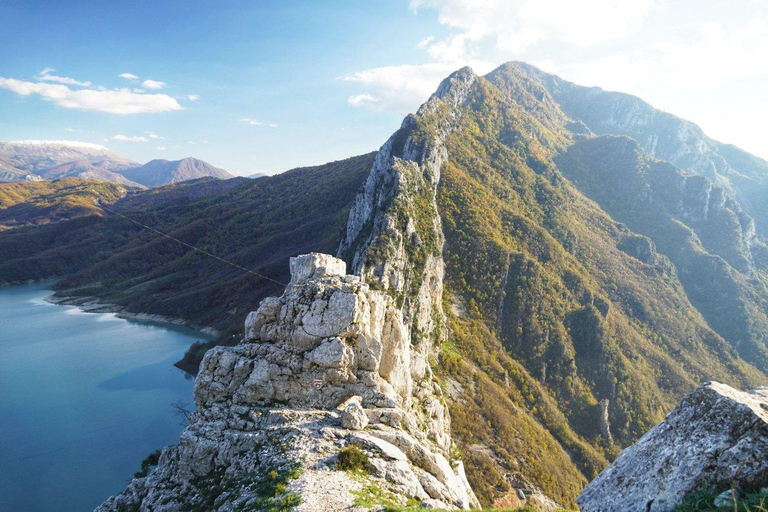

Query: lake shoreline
[45,294,220,337]
[0,283,201,512]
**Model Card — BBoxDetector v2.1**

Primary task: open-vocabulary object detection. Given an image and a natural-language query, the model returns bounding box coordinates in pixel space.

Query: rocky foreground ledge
[578,381,768,512]
[98,253,478,511]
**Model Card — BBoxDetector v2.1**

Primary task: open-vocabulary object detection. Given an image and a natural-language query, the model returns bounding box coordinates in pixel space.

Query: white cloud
[37,67,92,87]
[410,0,656,54]
[348,93,378,107]
[142,79,167,90]
[345,0,656,114]
[344,60,495,114]
[187,140,196,145]
[144,131,165,139]
[0,77,184,114]
[187,94,200,101]
[113,134,148,142]
[417,36,435,49]
[119,73,140,80]
[546,20,768,94]
[240,118,277,127]
[157,146,167,150]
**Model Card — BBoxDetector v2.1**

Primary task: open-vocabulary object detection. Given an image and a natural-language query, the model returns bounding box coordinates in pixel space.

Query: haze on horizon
[1,0,767,176]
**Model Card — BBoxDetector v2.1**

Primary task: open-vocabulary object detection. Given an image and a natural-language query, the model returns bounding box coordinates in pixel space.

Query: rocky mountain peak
[99,252,478,510]
[430,66,478,108]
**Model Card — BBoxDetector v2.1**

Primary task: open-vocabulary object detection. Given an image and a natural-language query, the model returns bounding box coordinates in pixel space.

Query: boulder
[577,382,768,512]
[340,401,369,430]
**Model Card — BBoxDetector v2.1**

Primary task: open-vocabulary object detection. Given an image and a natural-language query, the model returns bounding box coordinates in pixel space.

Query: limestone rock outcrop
[97,253,478,511]
[577,382,768,512]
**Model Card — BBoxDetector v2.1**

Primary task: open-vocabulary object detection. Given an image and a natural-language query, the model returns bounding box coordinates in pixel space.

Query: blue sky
[2,1,768,175]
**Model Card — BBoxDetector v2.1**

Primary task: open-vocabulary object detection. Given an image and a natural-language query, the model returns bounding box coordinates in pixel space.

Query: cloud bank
[0,72,184,114]
[344,0,657,114]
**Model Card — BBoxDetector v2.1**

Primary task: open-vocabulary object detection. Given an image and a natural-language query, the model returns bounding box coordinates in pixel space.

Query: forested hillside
[2,63,767,508]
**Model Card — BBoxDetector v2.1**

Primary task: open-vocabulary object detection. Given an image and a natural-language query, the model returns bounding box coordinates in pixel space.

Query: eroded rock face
[99,68,482,512]
[577,382,768,512]
[97,254,478,511]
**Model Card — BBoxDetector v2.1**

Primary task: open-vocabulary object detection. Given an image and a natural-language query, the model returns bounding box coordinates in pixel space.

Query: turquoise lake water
[0,283,211,511]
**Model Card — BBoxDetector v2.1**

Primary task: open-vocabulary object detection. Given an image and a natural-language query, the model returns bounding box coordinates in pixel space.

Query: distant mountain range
[120,157,232,187]
[0,141,234,188]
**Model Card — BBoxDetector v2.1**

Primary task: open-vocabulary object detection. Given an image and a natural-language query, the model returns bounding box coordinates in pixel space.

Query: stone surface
[340,401,368,430]
[98,253,478,511]
[577,382,768,512]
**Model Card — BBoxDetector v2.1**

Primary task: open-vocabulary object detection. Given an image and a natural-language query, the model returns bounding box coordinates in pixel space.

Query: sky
[1,0,767,176]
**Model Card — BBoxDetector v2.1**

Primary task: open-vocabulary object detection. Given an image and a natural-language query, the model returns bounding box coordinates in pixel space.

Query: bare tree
[170,400,193,426]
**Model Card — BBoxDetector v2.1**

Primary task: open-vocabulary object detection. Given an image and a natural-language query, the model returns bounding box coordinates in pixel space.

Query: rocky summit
[97,252,477,511]
[577,382,768,512]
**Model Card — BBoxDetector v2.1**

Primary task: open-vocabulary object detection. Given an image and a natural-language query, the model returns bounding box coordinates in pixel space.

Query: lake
[0,283,212,511]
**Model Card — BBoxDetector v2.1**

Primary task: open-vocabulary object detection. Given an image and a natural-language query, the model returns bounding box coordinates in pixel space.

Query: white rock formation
[577,381,768,512]
[98,68,483,512]
[97,253,478,511]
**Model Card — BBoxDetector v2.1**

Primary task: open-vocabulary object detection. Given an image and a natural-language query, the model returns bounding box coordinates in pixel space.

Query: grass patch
[351,483,402,508]
[336,445,370,473]
[671,488,768,512]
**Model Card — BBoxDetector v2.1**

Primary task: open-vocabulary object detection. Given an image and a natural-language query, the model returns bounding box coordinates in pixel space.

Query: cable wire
[98,202,287,287]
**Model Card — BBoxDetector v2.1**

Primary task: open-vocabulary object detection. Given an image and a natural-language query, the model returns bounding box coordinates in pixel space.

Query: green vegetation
[336,444,370,473]
[185,463,302,512]
[351,482,403,509]
[0,154,374,335]
[671,488,768,512]
[0,177,131,230]
[133,449,161,479]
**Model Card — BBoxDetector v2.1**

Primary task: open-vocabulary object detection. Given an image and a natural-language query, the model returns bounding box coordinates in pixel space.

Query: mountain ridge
[119,157,234,187]
[2,62,767,508]
[0,140,233,188]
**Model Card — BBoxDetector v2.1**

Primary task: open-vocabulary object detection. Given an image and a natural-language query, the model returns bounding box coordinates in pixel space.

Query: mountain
[248,172,267,179]
[99,253,480,511]
[118,157,234,187]
[0,141,234,188]
[0,140,139,186]
[2,63,768,508]
[0,157,42,183]
[509,62,768,237]
[0,155,374,329]
[0,178,131,230]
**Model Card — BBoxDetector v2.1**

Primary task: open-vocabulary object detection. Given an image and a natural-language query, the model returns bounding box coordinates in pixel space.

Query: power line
[98,202,287,287]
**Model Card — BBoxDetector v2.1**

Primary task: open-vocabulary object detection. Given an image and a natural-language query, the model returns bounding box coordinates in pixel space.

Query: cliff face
[98,71,483,511]
[98,254,477,511]
[338,67,478,455]
[509,61,768,238]
[578,382,768,512]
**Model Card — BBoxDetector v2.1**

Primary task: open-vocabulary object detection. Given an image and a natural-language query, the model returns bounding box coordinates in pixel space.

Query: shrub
[336,445,370,472]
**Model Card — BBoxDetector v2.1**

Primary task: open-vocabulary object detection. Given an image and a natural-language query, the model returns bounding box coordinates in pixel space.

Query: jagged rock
[98,253,478,511]
[340,401,368,430]
[577,382,768,512]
